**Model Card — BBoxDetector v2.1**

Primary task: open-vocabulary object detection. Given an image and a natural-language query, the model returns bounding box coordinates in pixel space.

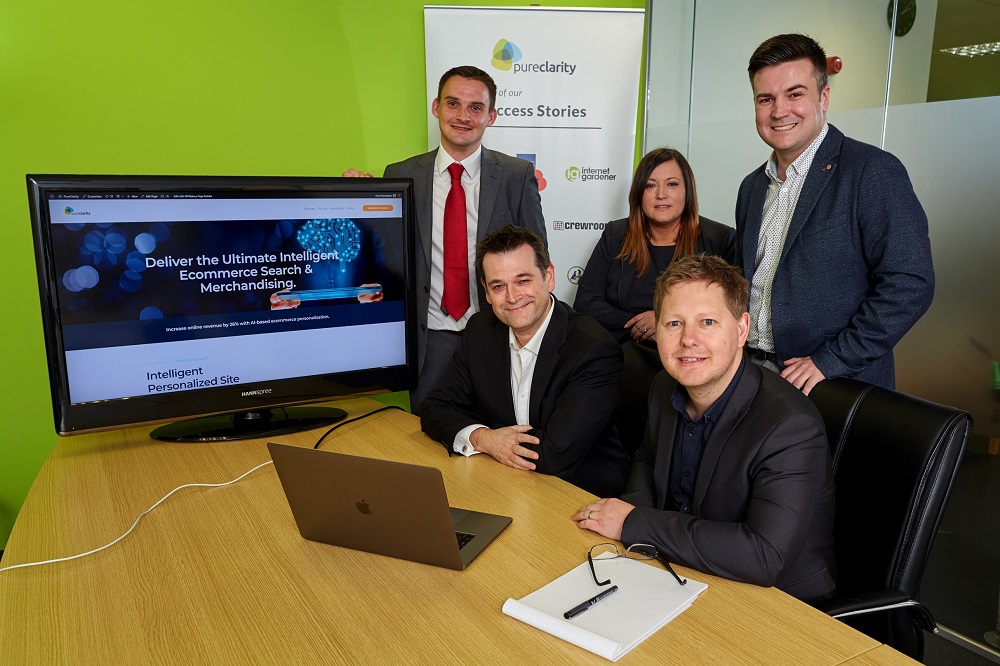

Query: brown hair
[653,254,749,322]
[437,66,498,111]
[748,33,828,90]
[618,148,700,276]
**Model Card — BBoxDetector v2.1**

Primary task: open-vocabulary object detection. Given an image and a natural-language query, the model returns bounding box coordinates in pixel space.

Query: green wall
[0,0,643,548]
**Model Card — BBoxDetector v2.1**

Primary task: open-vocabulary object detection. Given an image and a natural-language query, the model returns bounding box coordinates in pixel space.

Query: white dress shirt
[428,146,482,332]
[747,124,828,353]
[452,295,556,455]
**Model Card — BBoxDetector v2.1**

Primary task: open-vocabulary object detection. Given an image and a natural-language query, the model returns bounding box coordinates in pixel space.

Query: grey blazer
[735,124,934,388]
[620,360,836,602]
[383,147,546,370]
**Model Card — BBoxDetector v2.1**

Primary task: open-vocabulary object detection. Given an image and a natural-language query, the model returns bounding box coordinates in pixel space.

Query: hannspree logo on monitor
[63,206,91,216]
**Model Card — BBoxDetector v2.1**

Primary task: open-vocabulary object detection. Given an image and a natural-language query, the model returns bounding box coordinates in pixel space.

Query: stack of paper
[502,555,708,662]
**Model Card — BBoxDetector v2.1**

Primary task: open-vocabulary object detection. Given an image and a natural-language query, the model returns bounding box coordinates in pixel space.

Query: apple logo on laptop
[355,499,372,515]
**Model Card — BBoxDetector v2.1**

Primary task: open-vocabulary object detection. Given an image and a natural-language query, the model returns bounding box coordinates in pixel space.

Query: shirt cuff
[453,425,486,456]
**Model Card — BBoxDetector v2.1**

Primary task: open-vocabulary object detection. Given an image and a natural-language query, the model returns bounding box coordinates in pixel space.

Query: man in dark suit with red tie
[346,66,546,414]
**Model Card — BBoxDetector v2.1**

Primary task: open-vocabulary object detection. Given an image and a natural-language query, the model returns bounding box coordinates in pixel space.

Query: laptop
[267,442,512,570]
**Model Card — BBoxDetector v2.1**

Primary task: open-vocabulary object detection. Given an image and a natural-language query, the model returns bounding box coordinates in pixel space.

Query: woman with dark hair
[573,148,736,454]
[575,147,736,344]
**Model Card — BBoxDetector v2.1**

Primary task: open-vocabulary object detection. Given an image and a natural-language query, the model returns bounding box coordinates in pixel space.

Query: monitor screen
[27,175,417,440]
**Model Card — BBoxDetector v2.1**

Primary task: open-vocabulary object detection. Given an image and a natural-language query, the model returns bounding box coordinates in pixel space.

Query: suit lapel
[615,258,636,310]
[485,316,516,424]
[528,299,567,425]
[743,175,769,283]
[652,390,680,511]
[415,150,437,270]
[692,360,760,509]
[477,147,501,242]
[778,126,842,263]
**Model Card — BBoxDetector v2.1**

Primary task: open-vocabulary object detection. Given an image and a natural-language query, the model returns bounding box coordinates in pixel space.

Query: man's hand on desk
[469,425,540,471]
[342,168,374,178]
[572,498,635,541]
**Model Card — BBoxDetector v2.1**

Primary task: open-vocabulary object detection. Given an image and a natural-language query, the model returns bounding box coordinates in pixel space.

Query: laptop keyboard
[456,531,475,549]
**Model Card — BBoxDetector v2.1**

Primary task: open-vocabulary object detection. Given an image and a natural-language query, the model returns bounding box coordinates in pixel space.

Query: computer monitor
[27,174,417,441]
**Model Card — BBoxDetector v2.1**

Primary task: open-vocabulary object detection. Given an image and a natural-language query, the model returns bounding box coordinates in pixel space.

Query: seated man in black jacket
[572,254,835,601]
[421,225,630,497]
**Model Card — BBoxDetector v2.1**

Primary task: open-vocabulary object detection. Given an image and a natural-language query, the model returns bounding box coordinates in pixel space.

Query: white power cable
[0,460,274,574]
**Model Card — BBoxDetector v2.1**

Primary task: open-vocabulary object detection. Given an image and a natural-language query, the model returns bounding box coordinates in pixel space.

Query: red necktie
[442,162,470,320]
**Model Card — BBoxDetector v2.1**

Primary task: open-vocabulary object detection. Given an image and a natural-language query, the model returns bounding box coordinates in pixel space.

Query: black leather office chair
[617,341,664,459]
[807,378,972,662]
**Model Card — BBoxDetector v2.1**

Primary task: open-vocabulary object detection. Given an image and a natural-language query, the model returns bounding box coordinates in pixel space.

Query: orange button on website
[363,205,394,211]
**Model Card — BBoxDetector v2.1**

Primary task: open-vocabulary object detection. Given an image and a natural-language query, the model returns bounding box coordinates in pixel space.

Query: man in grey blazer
[573,254,835,602]
[346,66,545,413]
[736,34,933,394]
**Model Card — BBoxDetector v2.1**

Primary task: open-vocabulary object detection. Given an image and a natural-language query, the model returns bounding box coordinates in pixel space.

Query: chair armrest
[813,589,937,633]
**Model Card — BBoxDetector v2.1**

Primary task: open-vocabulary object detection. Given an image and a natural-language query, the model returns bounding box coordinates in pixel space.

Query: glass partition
[885,0,1000,655]
[646,0,1000,656]
[646,0,1000,439]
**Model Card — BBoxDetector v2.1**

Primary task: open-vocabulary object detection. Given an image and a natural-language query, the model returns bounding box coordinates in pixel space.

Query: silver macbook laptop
[268,442,512,570]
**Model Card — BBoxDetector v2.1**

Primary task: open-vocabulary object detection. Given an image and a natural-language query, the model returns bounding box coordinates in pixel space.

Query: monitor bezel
[27,174,418,436]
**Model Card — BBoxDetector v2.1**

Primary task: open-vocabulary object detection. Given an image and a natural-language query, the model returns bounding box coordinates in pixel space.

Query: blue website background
[51,217,404,328]
[46,214,408,403]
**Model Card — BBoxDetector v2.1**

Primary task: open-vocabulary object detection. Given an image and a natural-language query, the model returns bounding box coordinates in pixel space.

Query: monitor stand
[149,406,347,442]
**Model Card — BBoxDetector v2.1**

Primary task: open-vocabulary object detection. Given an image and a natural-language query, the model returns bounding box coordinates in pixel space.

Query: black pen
[563,585,619,619]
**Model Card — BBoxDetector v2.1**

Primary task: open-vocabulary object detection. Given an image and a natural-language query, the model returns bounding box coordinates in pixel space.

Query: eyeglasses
[588,542,687,587]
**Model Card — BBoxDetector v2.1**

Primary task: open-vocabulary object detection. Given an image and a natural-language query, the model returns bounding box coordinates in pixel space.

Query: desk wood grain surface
[837,644,921,665]
[0,399,894,665]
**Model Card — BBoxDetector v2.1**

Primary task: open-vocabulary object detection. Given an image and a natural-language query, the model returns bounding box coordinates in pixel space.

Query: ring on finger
[587,510,593,520]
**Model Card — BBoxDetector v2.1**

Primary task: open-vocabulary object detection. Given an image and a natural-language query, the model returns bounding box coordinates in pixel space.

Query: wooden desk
[0,399,891,664]
[838,645,920,665]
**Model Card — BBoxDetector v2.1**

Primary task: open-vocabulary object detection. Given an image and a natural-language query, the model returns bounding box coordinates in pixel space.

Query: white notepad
[502,555,708,662]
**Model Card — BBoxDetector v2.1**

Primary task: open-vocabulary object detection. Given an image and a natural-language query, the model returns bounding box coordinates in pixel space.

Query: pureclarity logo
[492,39,522,71]
[63,206,91,216]
[490,38,576,75]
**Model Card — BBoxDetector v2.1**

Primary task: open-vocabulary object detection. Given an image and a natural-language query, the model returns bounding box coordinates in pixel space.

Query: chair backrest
[808,378,971,599]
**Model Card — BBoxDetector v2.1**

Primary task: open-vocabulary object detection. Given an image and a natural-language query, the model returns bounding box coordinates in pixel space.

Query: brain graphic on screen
[295,218,361,272]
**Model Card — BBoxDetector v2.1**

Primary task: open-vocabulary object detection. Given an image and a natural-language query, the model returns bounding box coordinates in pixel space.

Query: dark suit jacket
[384,147,546,370]
[621,360,836,602]
[735,124,934,388]
[574,216,737,344]
[420,299,630,497]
